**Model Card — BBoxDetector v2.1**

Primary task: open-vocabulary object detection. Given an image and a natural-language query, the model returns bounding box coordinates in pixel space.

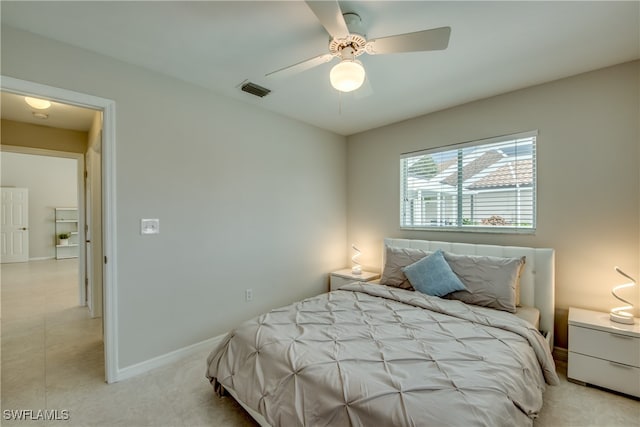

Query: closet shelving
[55,207,79,260]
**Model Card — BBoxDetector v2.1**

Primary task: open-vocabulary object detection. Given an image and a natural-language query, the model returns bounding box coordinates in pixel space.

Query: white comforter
[207,283,559,427]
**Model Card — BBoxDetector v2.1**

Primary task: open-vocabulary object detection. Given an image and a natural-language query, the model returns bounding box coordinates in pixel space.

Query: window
[400,131,537,233]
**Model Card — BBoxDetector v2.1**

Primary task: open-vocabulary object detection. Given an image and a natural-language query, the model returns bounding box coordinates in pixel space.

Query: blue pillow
[402,250,467,297]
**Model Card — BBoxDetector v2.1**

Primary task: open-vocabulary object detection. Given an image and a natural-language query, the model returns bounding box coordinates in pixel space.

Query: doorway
[0,76,117,383]
[1,149,86,302]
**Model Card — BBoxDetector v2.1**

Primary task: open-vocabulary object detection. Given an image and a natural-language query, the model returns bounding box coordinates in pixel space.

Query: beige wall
[1,119,87,153]
[2,26,347,369]
[347,61,640,349]
[0,151,78,259]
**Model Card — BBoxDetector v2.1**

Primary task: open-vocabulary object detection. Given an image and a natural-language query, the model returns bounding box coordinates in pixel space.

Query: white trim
[1,75,118,383]
[115,334,226,382]
[0,145,83,159]
[29,256,56,261]
[77,156,86,306]
[102,100,118,383]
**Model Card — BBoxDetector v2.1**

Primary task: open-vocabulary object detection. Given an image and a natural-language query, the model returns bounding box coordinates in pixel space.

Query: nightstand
[329,269,379,292]
[568,307,640,397]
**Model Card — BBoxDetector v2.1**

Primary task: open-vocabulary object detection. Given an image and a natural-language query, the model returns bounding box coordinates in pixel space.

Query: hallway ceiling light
[25,96,51,109]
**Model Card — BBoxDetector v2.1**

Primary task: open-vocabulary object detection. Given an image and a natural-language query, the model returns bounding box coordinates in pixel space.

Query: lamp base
[610,311,635,325]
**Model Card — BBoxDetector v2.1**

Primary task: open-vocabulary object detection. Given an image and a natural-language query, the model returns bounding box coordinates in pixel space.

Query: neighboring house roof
[440,151,504,187]
[408,151,533,193]
[468,159,533,189]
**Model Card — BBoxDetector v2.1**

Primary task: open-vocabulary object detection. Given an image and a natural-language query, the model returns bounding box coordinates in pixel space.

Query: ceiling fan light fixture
[330,59,365,93]
[25,96,52,110]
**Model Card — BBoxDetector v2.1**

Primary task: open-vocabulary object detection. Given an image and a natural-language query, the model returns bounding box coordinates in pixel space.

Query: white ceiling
[2,1,638,135]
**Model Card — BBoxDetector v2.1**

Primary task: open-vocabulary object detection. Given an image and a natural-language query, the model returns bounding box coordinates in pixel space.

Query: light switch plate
[141,218,160,235]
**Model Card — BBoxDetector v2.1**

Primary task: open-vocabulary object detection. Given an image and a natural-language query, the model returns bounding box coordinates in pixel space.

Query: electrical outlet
[245,288,253,302]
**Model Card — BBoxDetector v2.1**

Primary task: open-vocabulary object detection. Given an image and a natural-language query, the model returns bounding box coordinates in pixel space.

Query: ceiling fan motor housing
[329,12,367,58]
[329,33,367,57]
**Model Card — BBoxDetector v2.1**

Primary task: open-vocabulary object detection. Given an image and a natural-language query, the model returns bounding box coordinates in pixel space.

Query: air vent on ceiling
[240,81,271,98]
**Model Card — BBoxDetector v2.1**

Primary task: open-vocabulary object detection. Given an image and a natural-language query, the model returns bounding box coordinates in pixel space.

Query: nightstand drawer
[568,352,640,397]
[569,325,640,367]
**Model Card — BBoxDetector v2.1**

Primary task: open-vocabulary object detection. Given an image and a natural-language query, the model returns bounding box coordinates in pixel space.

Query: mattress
[207,283,558,427]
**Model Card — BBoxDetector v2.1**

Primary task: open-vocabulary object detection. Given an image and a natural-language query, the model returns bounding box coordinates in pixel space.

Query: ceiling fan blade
[366,27,451,55]
[306,0,349,40]
[265,53,335,79]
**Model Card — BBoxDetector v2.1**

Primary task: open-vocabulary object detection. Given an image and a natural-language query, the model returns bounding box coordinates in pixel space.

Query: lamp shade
[330,60,365,93]
[351,244,362,275]
[610,266,636,324]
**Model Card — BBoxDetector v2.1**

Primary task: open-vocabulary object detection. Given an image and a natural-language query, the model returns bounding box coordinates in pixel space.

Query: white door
[85,153,93,311]
[1,188,29,263]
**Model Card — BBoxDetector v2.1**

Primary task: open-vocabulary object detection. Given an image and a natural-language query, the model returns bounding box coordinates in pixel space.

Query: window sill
[400,226,536,235]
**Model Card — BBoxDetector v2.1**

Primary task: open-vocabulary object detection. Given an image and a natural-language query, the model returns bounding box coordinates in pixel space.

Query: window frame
[400,130,537,234]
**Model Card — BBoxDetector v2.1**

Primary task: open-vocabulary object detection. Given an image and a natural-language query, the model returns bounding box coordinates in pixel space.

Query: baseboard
[553,346,568,362]
[114,333,226,382]
[29,256,55,261]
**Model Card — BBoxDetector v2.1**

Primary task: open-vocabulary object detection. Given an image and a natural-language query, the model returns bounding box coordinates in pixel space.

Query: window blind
[400,131,537,232]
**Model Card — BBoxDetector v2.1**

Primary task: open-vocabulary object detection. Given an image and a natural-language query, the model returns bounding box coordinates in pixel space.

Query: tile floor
[1,259,638,426]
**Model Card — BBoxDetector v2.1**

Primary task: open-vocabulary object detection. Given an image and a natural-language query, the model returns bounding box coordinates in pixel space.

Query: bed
[206,238,559,426]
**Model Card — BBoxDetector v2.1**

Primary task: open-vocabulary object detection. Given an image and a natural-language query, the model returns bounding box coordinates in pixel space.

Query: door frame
[1,75,118,383]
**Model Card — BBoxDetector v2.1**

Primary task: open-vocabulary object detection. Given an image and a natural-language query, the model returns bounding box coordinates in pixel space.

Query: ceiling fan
[265,0,451,93]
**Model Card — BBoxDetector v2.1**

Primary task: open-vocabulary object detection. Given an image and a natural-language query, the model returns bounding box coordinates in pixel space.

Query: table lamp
[351,244,362,275]
[610,266,637,324]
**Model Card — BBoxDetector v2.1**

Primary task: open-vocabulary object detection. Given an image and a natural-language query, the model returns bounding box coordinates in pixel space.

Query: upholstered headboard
[384,238,555,346]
